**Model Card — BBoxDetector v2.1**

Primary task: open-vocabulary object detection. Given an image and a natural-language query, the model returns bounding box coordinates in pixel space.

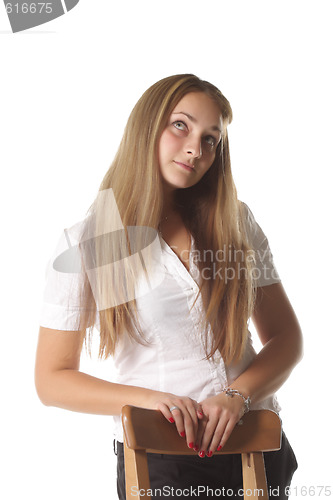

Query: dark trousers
[116,431,297,499]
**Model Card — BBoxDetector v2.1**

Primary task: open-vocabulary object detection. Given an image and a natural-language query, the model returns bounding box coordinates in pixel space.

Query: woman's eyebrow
[172,111,221,133]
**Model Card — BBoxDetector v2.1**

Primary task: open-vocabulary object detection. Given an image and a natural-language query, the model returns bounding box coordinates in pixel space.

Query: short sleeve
[241,203,281,288]
[39,221,91,331]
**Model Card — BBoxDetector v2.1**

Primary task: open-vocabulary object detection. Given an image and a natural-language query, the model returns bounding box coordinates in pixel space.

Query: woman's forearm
[36,369,160,416]
[230,327,303,404]
[36,368,206,449]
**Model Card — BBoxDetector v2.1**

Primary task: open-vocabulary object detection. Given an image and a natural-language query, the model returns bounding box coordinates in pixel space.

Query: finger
[156,402,179,424]
[196,405,204,419]
[198,417,219,457]
[214,417,238,453]
[161,401,193,441]
[195,413,207,446]
[157,399,200,448]
[170,406,186,437]
[179,401,201,448]
[206,419,228,455]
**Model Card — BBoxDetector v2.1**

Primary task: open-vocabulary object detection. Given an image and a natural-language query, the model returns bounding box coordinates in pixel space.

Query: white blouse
[40,203,282,442]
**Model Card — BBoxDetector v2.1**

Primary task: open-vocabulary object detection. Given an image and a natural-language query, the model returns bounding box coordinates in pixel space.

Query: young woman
[35,74,302,499]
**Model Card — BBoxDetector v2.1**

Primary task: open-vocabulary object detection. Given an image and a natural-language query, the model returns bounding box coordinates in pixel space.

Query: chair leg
[241,452,268,500]
[124,440,150,500]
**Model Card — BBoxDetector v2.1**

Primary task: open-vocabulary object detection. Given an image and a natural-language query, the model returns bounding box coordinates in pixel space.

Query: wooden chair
[122,405,281,500]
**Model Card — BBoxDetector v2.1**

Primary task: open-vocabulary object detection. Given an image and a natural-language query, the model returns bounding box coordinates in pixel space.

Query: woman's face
[158,92,223,192]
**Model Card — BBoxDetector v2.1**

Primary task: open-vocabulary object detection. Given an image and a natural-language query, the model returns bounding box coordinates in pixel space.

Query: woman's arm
[35,327,156,415]
[35,327,202,445]
[197,282,303,456]
[230,282,303,403]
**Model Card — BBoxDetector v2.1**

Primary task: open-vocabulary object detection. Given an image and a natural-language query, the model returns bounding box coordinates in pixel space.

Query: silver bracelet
[222,387,251,413]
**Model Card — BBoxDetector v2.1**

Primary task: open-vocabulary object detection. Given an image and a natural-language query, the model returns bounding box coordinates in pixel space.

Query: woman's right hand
[149,392,205,450]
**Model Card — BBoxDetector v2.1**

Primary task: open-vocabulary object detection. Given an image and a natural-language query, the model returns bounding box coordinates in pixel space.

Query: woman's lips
[174,161,194,172]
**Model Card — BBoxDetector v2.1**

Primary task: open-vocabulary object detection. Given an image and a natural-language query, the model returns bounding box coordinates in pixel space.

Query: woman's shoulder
[238,201,262,242]
[239,201,256,224]
[238,201,277,258]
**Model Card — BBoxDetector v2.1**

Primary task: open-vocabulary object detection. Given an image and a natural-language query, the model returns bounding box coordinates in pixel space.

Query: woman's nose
[185,136,202,159]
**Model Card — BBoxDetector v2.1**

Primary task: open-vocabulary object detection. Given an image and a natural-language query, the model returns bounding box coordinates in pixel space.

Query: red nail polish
[193,445,199,452]
[217,445,222,451]
[168,417,175,423]
[207,451,213,458]
[188,442,194,449]
[180,431,185,437]
[199,451,205,458]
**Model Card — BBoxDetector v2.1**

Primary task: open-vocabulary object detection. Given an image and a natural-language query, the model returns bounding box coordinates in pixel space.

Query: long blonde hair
[78,74,255,365]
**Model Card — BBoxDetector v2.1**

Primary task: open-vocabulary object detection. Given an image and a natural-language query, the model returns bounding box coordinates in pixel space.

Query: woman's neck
[161,186,177,220]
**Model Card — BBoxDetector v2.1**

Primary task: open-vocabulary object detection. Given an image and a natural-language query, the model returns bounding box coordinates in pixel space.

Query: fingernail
[193,445,199,452]
[217,445,222,451]
[207,451,213,458]
[180,431,185,437]
[199,451,205,458]
[198,411,204,417]
[168,417,175,423]
[188,442,194,449]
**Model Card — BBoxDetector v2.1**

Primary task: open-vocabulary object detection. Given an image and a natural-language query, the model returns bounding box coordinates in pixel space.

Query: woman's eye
[205,136,216,148]
[173,121,187,131]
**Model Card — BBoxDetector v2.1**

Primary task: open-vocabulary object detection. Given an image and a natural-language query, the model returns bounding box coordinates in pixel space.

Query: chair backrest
[122,405,281,500]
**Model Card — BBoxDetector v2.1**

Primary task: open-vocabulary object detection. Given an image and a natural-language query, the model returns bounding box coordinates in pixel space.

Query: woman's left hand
[195,392,245,457]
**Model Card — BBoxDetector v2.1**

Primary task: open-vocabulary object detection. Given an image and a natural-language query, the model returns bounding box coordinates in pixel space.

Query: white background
[1,1,332,499]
